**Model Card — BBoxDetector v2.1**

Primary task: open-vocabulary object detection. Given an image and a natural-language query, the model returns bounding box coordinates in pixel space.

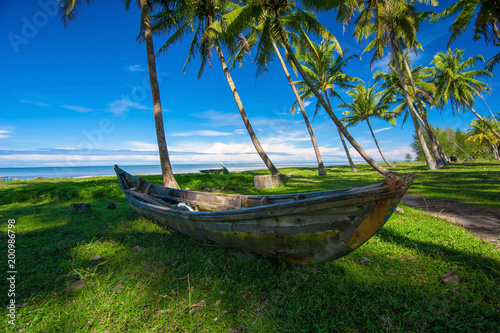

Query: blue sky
[1,0,499,168]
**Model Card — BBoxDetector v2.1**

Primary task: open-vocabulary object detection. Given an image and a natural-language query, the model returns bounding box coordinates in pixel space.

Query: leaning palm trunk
[387,37,438,170]
[274,11,390,176]
[478,93,500,133]
[325,91,357,172]
[395,43,448,167]
[140,0,179,188]
[272,39,326,176]
[337,129,358,172]
[366,119,396,168]
[213,39,281,177]
[465,102,500,140]
[381,0,437,170]
[492,144,500,160]
[419,113,449,166]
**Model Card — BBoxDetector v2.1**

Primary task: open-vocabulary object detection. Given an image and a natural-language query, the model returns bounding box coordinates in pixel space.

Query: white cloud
[106,99,149,115]
[372,127,393,134]
[371,53,392,72]
[0,130,10,139]
[62,105,95,112]
[127,141,158,151]
[348,145,412,162]
[193,110,242,127]
[171,130,234,137]
[20,99,50,107]
[268,131,311,143]
[128,65,146,72]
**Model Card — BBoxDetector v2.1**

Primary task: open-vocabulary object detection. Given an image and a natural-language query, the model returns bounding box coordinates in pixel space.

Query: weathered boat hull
[115,165,414,264]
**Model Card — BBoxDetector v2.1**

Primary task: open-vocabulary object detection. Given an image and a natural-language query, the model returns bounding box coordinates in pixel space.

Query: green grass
[1,161,499,332]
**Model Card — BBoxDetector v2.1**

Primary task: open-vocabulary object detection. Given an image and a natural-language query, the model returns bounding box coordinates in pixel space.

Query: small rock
[107,202,116,210]
[69,203,91,213]
[66,279,86,292]
[229,325,244,333]
[230,251,257,260]
[87,255,101,261]
[441,271,461,284]
[113,280,123,291]
[360,257,375,264]
[395,207,404,214]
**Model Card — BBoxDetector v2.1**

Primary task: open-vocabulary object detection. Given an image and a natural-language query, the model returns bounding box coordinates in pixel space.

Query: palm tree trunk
[394,43,448,167]
[366,119,396,168]
[274,10,390,176]
[212,39,281,177]
[387,37,438,170]
[325,91,357,172]
[478,92,500,132]
[271,38,326,176]
[420,116,449,166]
[465,102,500,140]
[140,0,179,188]
[492,144,499,160]
[381,0,437,170]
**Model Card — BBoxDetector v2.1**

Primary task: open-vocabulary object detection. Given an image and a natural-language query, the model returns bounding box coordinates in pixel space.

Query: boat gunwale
[115,165,409,220]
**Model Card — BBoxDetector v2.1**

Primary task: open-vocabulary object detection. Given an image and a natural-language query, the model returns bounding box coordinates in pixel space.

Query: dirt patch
[402,194,500,249]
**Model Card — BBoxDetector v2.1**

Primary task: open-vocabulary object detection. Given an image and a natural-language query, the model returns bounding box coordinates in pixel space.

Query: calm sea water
[0,162,343,180]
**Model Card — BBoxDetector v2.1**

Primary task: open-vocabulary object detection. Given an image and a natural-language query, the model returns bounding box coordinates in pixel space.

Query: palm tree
[229,0,391,175]
[292,40,361,172]
[229,17,328,176]
[152,0,284,179]
[373,52,449,167]
[352,0,439,171]
[466,118,500,160]
[59,0,180,188]
[272,40,327,175]
[433,0,500,71]
[431,48,500,140]
[339,83,397,168]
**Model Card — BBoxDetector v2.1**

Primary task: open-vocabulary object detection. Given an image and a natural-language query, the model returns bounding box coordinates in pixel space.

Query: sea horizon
[0,161,357,180]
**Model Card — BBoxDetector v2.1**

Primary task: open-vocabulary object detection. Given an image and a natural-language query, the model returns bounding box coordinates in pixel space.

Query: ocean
[0,162,342,180]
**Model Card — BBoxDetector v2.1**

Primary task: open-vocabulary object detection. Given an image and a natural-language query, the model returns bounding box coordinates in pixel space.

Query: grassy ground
[1,161,499,332]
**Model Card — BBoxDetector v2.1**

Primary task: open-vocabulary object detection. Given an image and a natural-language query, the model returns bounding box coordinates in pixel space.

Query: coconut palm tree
[431,48,500,140]
[433,0,500,71]
[292,40,361,172]
[339,83,397,168]
[59,0,180,188]
[373,52,449,167]
[152,0,283,179]
[272,40,327,176]
[352,0,439,171]
[228,0,391,175]
[467,118,500,159]
[229,17,328,175]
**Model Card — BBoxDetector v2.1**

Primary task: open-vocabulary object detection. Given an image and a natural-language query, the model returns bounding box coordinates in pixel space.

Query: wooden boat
[199,163,229,174]
[199,168,225,174]
[114,165,415,264]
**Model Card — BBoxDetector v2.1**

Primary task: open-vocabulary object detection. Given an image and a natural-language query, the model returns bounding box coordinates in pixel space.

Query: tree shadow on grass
[376,228,500,274]
[4,204,500,332]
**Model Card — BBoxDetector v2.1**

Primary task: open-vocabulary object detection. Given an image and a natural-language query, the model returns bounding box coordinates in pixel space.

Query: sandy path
[401,194,500,249]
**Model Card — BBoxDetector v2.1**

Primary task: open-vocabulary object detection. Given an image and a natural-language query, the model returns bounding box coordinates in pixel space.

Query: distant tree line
[411,121,500,161]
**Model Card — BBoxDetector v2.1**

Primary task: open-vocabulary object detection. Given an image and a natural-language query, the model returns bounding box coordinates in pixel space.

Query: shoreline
[0,162,357,181]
